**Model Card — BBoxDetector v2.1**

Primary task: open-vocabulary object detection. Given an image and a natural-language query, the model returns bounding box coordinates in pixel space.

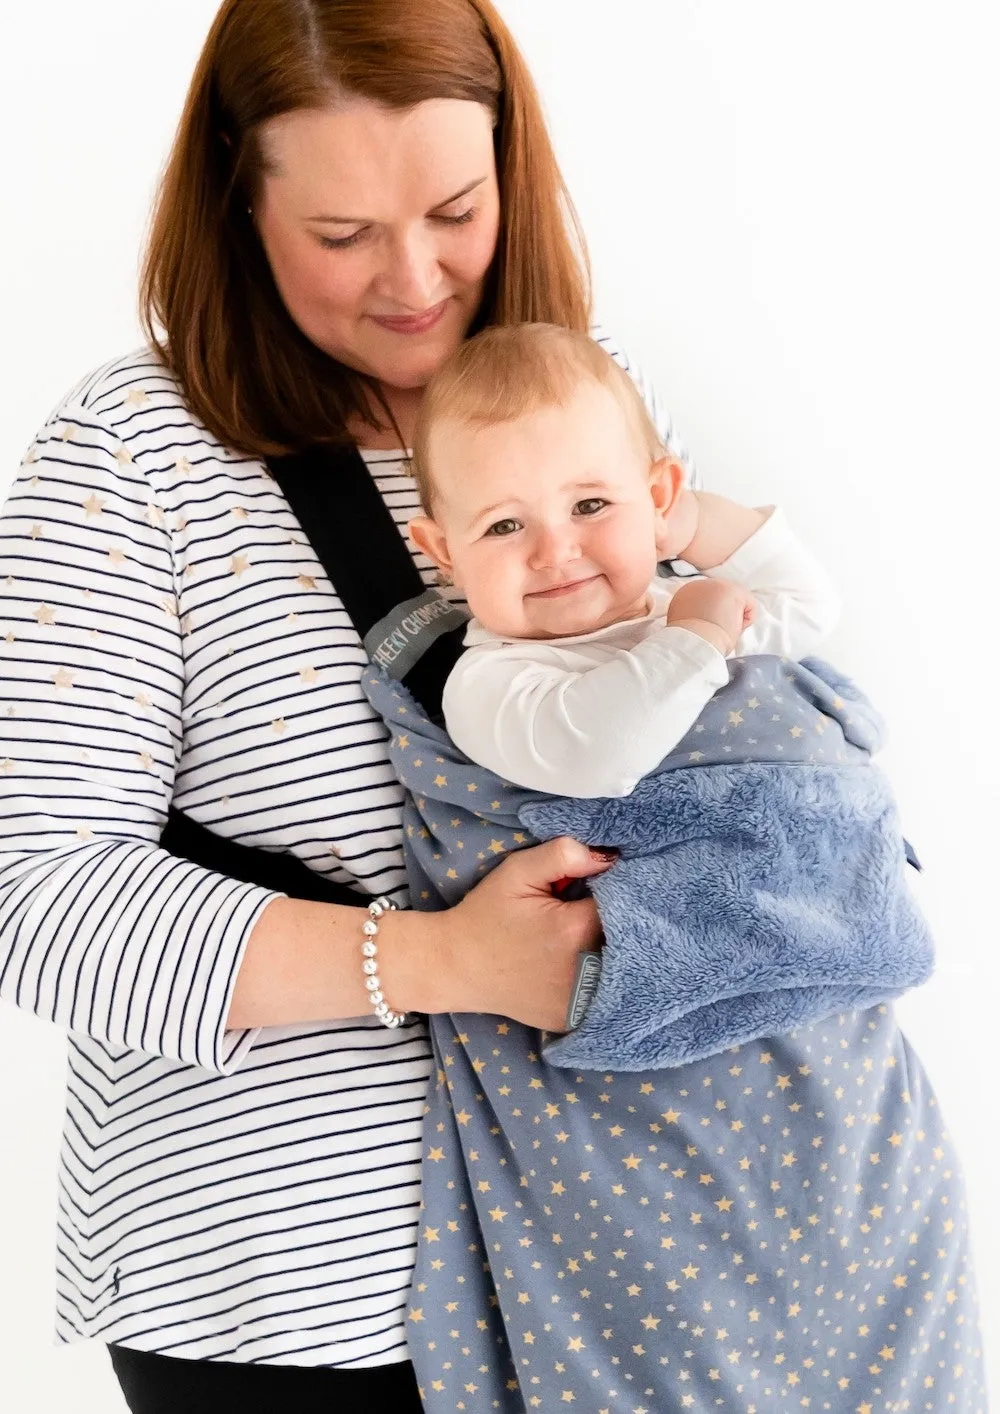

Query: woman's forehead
[259,97,495,213]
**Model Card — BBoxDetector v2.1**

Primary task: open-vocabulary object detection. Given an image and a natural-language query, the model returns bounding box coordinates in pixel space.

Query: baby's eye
[574,498,608,516]
[485,518,521,538]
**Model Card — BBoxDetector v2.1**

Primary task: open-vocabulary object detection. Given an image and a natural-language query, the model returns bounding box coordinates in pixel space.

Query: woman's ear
[408,516,456,583]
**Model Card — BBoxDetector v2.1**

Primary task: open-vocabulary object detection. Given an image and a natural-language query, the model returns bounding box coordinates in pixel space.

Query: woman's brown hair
[140,0,591,457]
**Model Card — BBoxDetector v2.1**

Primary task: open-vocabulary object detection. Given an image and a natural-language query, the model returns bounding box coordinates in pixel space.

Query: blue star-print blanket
[364,653,933,1068]
[360,644,984,1413]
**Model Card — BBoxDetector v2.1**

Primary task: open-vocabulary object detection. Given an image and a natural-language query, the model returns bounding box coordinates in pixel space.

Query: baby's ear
[408,516,455,582]
[650,458,687,559]
[649,457,685,514]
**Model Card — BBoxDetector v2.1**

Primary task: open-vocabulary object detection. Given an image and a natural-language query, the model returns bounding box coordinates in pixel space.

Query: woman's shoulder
[54,345,188,428]
[38,345,254,478]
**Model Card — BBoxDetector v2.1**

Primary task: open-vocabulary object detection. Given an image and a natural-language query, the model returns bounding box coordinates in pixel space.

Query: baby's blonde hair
[411,323,665,512]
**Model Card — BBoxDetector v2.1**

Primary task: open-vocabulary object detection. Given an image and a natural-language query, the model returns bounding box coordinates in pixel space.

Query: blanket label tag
[363,589,469,680]
[566,951,603,1031]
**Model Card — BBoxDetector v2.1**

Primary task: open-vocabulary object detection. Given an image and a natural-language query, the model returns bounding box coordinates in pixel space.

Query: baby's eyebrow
[472,499,515,521]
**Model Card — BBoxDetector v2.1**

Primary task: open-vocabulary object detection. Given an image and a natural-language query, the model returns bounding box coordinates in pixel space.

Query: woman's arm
[1,401,609,1060]
[0,405,278,1073]
[229,834,614,1034]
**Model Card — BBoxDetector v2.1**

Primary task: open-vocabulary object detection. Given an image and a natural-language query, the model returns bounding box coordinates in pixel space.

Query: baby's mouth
[526,575,600,599]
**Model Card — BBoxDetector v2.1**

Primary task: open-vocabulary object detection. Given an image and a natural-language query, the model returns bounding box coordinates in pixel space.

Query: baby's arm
[669,494,840,659]
[443,632,730,799]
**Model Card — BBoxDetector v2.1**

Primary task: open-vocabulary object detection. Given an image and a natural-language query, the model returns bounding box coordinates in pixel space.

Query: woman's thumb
[519,835,618,887]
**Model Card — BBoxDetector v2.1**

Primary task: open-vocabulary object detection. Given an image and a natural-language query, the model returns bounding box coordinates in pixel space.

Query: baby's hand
[666,579,756,656]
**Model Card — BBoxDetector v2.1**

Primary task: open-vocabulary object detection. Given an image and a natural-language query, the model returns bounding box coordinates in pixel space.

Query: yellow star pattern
[408,1005,983,1411]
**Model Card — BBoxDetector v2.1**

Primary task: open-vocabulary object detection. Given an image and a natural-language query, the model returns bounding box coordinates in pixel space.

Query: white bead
[362,901,402,1028]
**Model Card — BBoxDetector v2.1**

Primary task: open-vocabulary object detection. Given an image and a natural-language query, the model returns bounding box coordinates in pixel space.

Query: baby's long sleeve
[444,628,729,799]
[711,507,841,658]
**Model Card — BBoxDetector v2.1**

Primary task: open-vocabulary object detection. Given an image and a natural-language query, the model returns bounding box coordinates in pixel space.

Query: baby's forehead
[440,382,631,455]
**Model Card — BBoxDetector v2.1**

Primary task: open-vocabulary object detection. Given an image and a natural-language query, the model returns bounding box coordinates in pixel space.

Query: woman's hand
[399,838,616,1031]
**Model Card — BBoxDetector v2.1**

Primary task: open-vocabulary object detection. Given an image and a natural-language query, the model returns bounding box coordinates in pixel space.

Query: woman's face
[255,98,501,396]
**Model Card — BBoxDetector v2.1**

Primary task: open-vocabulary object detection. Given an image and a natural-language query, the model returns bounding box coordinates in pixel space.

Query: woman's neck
[350,383,423,451]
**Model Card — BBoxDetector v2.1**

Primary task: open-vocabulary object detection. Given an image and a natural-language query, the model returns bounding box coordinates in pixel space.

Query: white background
[1,2,997,1407]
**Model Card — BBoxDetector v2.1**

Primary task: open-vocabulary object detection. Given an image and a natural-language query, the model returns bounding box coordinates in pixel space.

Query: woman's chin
[363,313,474,389]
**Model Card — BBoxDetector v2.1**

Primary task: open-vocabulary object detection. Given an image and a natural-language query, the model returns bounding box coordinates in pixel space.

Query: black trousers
[108,1344,423,1413]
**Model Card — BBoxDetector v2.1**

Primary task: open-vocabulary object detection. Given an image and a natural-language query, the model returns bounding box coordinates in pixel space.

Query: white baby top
[442,509,840,798]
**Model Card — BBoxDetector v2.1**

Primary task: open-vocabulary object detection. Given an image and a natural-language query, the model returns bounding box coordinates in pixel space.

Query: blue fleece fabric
[363,653,933,1069]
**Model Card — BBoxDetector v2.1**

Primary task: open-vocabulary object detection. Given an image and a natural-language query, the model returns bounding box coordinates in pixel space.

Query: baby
[407,322,839,803]
[362,323,935,1412]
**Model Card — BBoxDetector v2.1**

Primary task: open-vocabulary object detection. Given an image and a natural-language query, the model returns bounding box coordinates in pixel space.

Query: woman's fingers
[505,835,618,896]
[437,839,617,1029]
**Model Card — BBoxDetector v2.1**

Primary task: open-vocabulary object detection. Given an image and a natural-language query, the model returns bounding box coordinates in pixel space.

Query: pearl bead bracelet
[361,895,407,1029]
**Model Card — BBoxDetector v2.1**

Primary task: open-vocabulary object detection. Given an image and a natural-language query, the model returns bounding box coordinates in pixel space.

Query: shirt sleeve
[443,629,730,799]
[0,403,278,1074]
[706,506,841,658]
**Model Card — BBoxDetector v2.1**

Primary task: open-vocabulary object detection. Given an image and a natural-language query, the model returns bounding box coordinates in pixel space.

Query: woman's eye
[318,228,370,250]
[485,518,521,538]
[435,208,476,227]
[575,498,608,516]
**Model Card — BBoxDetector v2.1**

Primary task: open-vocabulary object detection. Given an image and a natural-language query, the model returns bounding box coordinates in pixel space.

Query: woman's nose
[378,228,442,309]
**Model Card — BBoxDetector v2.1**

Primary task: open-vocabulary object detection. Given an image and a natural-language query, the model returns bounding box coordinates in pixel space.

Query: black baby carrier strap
[160,443,466,903]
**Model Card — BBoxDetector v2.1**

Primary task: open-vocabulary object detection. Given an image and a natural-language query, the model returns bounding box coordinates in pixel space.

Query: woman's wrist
[229,894,456,1030]
[374,904,457,1016]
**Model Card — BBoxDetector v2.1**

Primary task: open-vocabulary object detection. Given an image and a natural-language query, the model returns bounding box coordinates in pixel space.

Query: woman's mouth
[369,299,451,335]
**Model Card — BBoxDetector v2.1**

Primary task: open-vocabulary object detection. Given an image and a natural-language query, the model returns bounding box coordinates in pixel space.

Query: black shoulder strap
[268,444,467,721]
[271,442,426,639]
[160,442,463,904]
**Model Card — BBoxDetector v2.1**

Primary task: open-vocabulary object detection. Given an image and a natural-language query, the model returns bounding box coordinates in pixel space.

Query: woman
[0,2,985,1413]
[0,1,650,1408]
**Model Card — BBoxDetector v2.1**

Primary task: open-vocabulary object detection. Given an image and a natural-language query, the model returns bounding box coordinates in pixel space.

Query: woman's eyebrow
[306,177,487,225]
[428,176,487,210]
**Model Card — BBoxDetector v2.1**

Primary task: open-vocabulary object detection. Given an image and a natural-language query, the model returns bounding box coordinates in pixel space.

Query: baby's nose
[530,524,579,568]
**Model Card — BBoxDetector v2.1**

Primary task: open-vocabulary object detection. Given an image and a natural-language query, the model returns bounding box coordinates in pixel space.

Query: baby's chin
[518,605,610,641]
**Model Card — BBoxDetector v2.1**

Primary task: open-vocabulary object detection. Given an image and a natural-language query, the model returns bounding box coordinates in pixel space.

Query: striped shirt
[0,329,689,1366]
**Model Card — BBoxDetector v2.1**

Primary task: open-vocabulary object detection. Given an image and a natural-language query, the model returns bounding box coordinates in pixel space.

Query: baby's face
[416,380,669,639]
